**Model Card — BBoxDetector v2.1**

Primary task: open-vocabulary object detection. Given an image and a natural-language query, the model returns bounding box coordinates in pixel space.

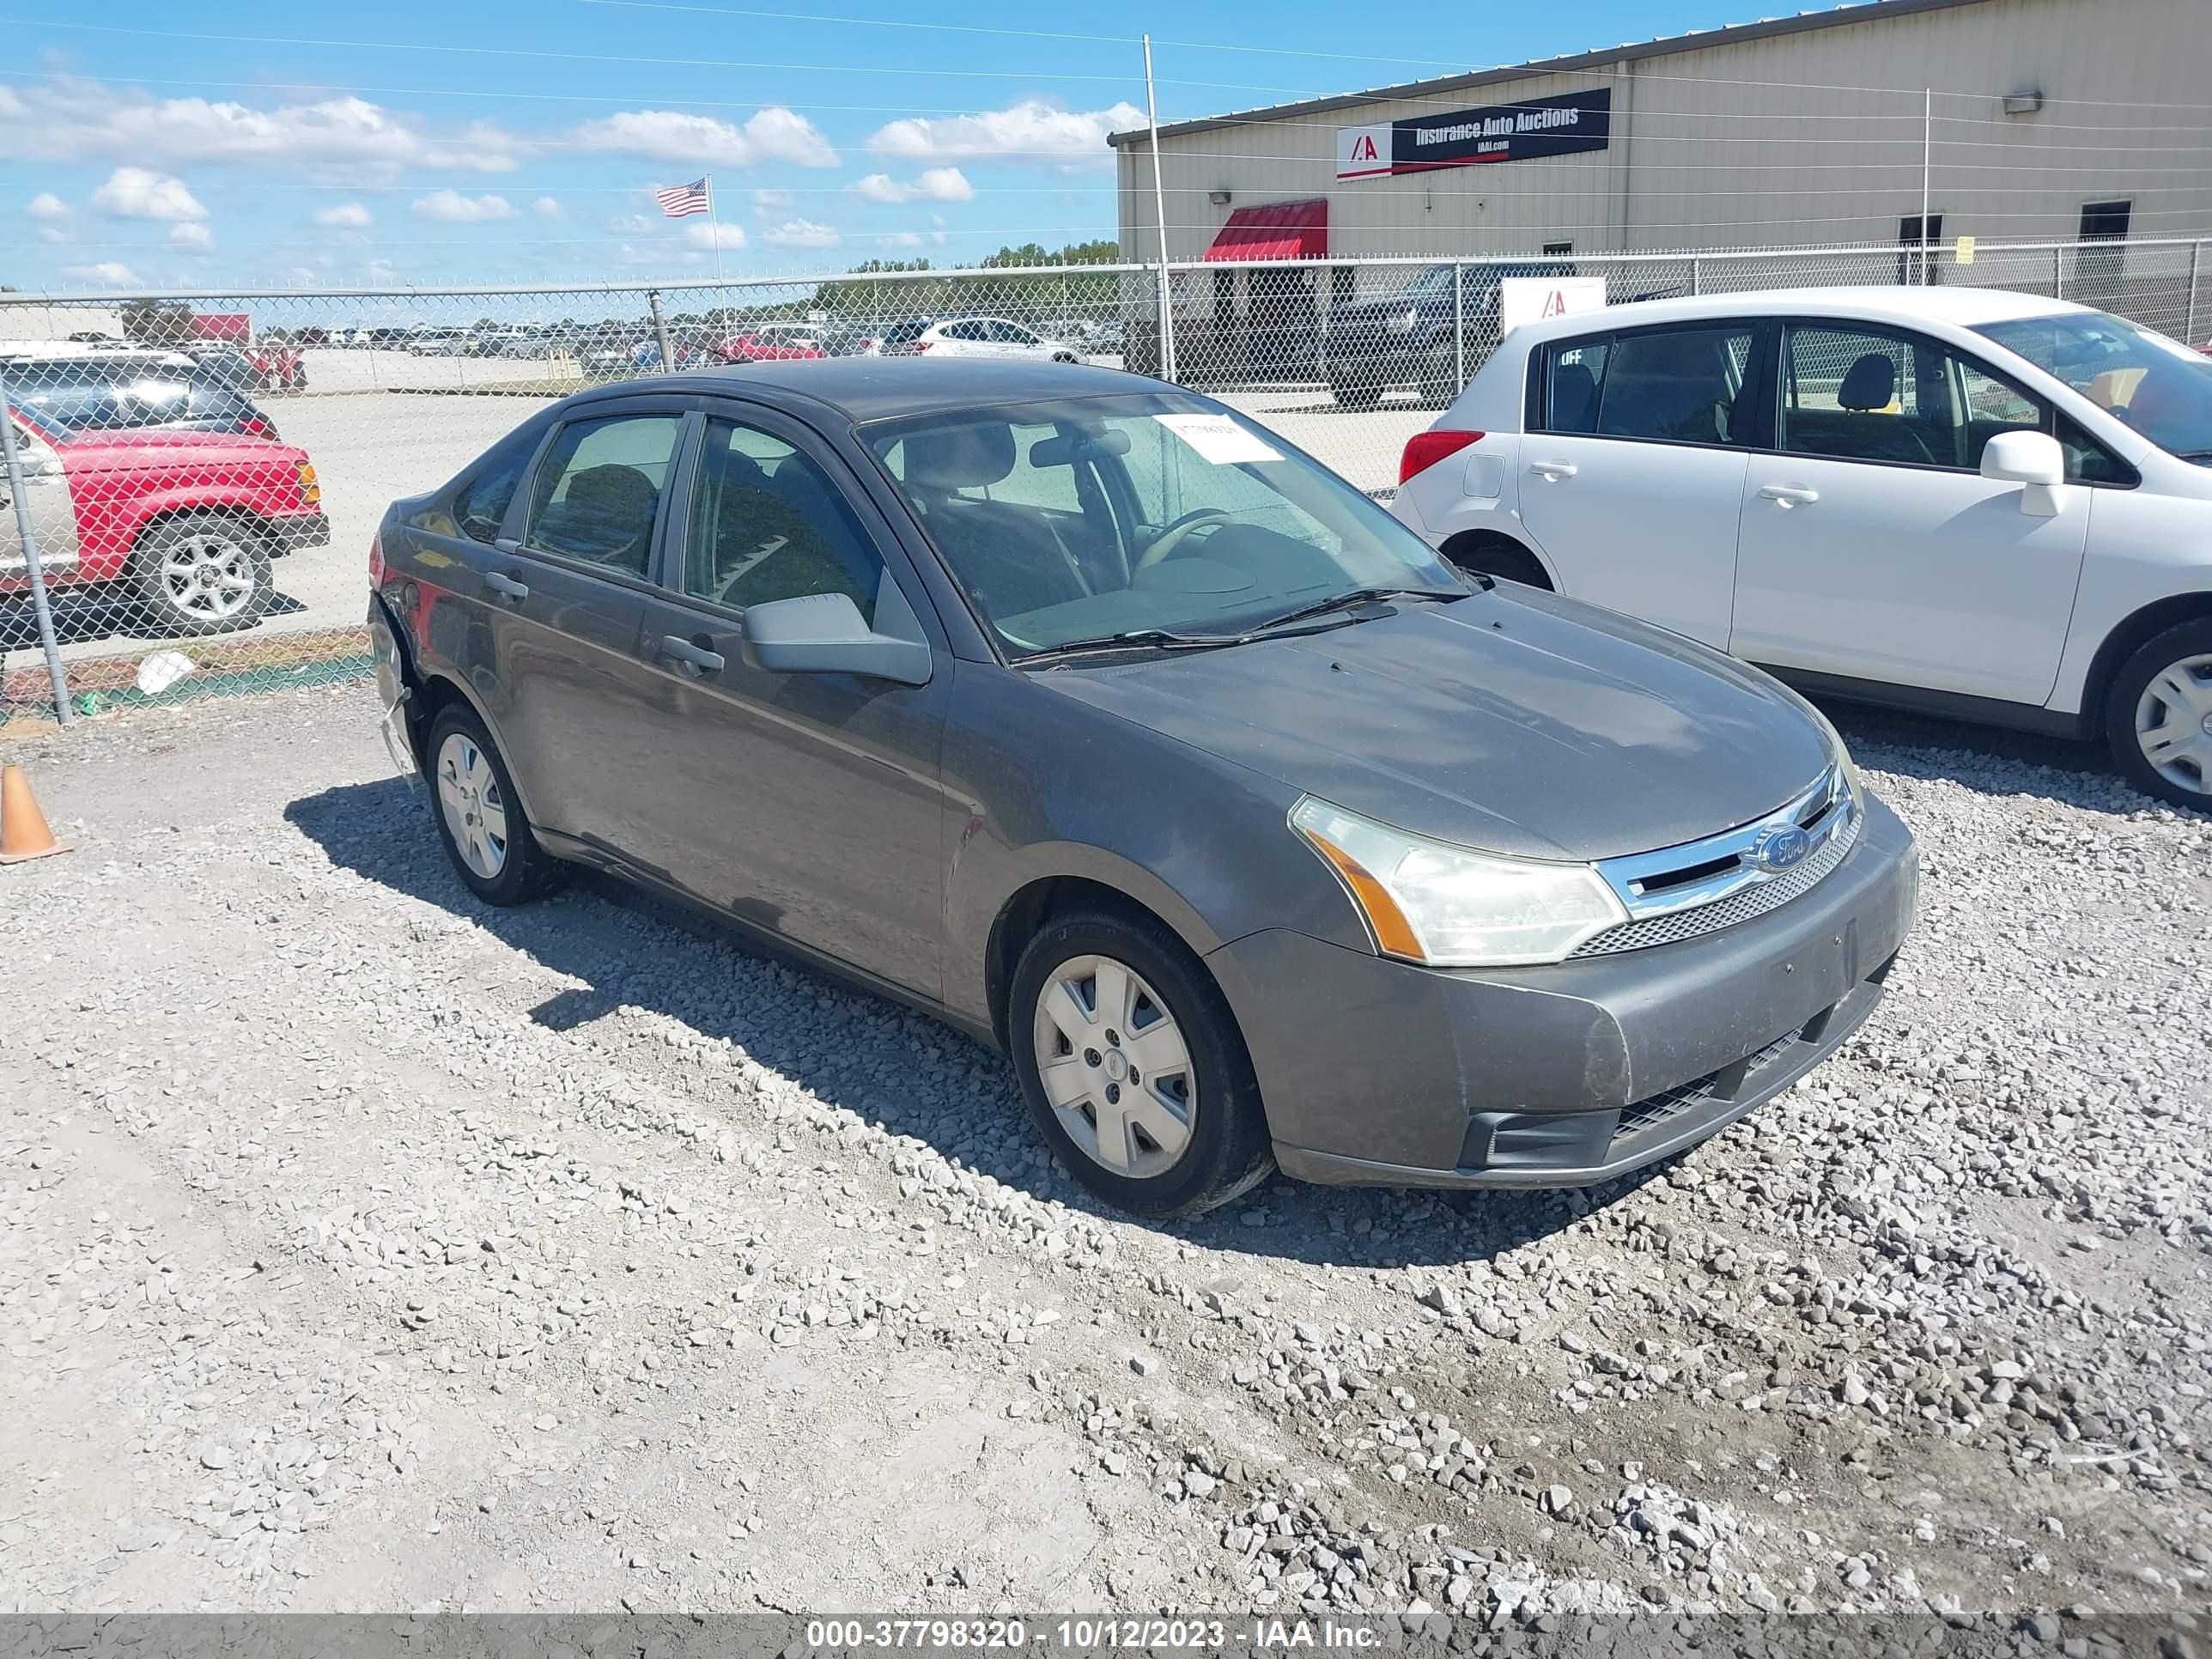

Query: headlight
[1291,798,1628,968]
[1382,308,1419,336]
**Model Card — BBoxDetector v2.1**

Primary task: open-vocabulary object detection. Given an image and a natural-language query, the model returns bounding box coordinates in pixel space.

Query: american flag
[655,179,710,218]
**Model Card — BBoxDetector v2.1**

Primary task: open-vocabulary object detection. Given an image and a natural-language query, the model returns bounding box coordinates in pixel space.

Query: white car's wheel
[2107,618,2212,811]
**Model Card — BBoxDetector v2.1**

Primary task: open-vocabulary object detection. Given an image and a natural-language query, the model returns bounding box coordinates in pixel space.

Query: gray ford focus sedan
[368,359,1917,1218]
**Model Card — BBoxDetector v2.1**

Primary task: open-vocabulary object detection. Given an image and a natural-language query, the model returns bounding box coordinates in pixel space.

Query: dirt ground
[3,684,2209,1628]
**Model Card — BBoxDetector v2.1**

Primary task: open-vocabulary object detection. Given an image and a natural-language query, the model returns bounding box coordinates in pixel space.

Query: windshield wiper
[1237,585,1464,637]
[2172,448,2212,464]
[1018,627,1242,664]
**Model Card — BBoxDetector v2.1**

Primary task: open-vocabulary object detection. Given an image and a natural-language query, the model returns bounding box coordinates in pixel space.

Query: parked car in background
[367,356,1914,1218]
[714,322,829,363]
[1324,259,1577,409]
[406,328,474,357]
[3,352,284,441]
[879,316,1079,362]
[817,322,883,357]
[1393,286,2212,809]
[3,405,325,634]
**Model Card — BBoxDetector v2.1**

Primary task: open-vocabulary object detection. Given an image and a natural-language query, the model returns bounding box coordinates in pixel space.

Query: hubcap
[159,532,256,621]
[434,732,510,880]
[2134,652,2212,797]
[1031,952,1196,1179]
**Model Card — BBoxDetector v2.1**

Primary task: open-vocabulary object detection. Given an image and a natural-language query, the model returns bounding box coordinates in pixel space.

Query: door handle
[1758,483,1820,507]
[483,570,530,601]
[1528,459,1578,481]
[659,634,726,676]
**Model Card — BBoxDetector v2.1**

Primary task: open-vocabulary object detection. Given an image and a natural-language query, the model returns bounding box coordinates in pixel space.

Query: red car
[3,410,328,635]
[713,323,828,363]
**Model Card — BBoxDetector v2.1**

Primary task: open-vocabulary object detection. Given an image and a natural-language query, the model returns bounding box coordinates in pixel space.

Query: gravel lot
[3,684,2209,1628]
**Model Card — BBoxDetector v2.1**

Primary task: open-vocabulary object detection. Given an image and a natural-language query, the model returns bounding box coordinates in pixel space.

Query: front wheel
[1010,908,1273,1219]
[132,513,274,636]
[2107,618,2212,810]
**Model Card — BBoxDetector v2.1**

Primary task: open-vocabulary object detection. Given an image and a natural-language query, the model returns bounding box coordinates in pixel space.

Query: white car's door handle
[1528,459,1578,481]
[1758,483,1820,507]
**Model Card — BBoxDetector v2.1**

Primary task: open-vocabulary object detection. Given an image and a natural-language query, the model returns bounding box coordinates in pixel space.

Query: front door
[1513,320,1762,647]
[1730,320,2090,706]
[627,408,950,1000]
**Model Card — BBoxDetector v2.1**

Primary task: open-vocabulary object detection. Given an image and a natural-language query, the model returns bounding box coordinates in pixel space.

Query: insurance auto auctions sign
[1336,88,1612,179]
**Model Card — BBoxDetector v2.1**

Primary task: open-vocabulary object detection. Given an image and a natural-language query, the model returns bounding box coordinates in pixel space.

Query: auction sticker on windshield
[1154,412,1282,465]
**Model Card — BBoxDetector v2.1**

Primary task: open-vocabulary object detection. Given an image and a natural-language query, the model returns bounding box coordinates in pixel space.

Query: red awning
[1203,198,1328,262]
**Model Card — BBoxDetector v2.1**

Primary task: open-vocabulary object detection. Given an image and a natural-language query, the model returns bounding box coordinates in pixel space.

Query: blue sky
[2,0,1848,293]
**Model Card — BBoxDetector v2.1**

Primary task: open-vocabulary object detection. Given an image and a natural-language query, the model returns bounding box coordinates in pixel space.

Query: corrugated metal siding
[1127,0,2212,264]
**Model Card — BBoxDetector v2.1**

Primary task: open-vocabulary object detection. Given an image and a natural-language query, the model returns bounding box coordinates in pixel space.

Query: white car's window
[1595,325,1755,445]
[1976,309,2212,465]
[1537,337,1608,433]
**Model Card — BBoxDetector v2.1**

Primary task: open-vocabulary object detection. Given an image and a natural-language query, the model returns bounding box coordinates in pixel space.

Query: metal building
[1111,0,2212,270]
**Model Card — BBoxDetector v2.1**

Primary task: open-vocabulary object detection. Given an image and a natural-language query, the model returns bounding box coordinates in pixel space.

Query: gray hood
[1039,589,1834,862]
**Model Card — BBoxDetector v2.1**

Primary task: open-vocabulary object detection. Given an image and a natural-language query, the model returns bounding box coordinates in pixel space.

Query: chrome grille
[1571,803,1862,958]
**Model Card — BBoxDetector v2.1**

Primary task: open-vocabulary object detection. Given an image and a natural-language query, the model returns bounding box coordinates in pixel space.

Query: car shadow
[1,586,308,651]
[1815,696,2164,814]
[284,775,1646,1269]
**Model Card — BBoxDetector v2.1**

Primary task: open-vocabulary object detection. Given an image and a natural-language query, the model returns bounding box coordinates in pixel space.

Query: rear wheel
[425,703,568,903]
[1441,533,1553,590]
[1329,374,1382,411]
[2106,618,2212,810]
[132,513,274,636]
[1009,908,1273,1219]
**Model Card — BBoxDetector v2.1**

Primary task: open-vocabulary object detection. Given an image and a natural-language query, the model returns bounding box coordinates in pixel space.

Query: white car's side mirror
[1980,429,2067,517]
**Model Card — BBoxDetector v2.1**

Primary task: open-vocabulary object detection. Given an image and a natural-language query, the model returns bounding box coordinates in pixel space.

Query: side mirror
[738,591,933,686]
[1980,429,2067,517]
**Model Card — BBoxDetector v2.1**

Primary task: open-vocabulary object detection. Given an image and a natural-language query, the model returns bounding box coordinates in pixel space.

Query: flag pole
[707,173,726,313]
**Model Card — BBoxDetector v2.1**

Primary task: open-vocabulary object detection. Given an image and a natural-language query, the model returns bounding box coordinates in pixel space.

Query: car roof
[1504,284,2092,348]
[576,356,1161,423]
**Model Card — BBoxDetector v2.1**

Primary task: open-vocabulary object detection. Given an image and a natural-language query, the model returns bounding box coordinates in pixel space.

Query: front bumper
[1207,793,1918,1188]
[274,511,330,552]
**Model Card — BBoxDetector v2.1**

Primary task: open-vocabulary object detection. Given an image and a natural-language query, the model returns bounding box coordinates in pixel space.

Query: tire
[131,513,275,636]
[2105,617,2212,811]
[1008,907,1274,1220]
[424,703,568,904]
[1417,340,1460,408]
[1329,374,1382,412]
[1442,534,1553,590]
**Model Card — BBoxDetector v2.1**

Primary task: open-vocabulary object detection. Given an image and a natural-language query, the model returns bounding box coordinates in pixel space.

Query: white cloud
[169,222,213,249]
[38,227,69,244]
[532,196,566,219]
[684,222,746,251]
[866,100,1142,168]
[878,231,925,249]
[609,212,656,234]
[571,106,836,169]
[412,190,515,223]
[63,261,141,287]
[91,167,207,222]
[26,191,68,220]
[763,218,839,249]
[0,77,520,179]
[752,188,793,216]
[282,266,319,287]
[313,202,372,228]
[854,167,972,204]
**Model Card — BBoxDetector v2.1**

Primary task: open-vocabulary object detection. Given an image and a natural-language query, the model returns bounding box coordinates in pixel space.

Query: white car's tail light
[1400,429,1483,484]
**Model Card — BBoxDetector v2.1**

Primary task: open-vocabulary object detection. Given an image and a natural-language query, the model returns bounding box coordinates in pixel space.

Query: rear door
[625,404,951,998]
[459,404,692,861]
[1511,319,1764,647]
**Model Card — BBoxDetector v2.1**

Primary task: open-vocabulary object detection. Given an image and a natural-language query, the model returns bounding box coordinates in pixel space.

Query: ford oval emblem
[1753,825,1814,874]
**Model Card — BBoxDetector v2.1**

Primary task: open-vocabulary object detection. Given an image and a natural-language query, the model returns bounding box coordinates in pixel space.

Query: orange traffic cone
[0,763,68,865]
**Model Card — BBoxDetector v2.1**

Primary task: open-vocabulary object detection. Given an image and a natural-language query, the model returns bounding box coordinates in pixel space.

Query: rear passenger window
[452,426,543,544]
[1595,326,1755,445]
[523,414,681,574]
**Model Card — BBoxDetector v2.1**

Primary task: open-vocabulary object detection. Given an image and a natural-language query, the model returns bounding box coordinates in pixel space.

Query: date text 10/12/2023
[802,1620,1389,1650]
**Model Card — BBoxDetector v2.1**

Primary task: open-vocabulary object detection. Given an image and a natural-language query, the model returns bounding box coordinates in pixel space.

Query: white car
[884,316,1079,362]
[1390,286,2212,810]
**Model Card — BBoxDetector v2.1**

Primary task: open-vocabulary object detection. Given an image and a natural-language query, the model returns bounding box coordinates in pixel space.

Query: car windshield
[1976,309,2212,462]
[862,391,1464,657]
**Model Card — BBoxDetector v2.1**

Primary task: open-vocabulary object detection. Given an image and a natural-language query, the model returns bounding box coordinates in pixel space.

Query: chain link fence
[3,235,2203,728]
